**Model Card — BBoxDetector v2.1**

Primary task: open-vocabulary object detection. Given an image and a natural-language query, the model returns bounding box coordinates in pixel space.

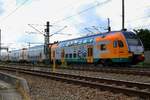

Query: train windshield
[123,32,142,46]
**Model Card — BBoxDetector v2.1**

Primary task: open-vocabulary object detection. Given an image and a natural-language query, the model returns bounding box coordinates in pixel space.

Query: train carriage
[19,48,28,62]
[9,50,20,62]
[51,31,144,66]
[0,52,9,61]
[1,30,144,66]
[27,45,45,63]
[53,36,94,64]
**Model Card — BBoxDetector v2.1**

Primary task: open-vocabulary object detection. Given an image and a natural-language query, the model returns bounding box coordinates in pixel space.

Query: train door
[118,40,128,58]
[113,40,119,58]
[61,49,65,63]
[52,50,56,69]
[87,46,93,63]
[52,50,55,61]
[113,40,127,58]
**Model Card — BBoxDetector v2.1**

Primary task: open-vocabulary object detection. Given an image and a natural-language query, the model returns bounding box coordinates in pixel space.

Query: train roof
[10,45,44,52]
[57,31,135,47]
[59,31,129,43]
[29,45,44,49]
[9,31,135,50]
[10,49,20,52]
[59,31,125,43]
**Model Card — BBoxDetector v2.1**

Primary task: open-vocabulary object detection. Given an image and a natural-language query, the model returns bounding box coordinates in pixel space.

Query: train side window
[83,39,87,44]
[113,41,117,48]
[118,40,124,48]
[69,54,72,58]
[77,40,81,44]
[65,54,68,58]
[74,40,77,45]
[100,44,106,51]
[73,53,77,58]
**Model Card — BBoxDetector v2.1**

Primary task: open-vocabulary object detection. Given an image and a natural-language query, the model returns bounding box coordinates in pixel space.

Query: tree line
[134,29,150,51]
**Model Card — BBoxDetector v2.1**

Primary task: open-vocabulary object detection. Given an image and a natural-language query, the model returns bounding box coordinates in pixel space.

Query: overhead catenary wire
[128,24,150,30]
[0,0,29,23]
[126,15,150,23]
[51,0,111,36]
[27,0,111,39]
[53,0,111,25]
[126,15,150,30]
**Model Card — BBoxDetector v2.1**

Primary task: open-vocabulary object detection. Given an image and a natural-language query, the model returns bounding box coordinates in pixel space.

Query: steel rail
[0,66,150,98]
[1,64,150,76]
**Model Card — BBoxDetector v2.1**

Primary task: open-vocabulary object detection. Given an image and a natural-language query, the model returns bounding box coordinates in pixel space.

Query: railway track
[1,63,150,77]
[0,66,150,98]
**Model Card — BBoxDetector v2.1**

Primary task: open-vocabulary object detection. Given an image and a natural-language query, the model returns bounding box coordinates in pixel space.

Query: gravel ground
[0,70,140,100]
[56,69,150,83]
[5,65,150,83]
[29,67,150,84]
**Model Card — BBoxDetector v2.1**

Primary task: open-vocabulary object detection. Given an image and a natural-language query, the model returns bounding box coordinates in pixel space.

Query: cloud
[96,0,122,30]
[76,4,107,32]
[16,0,32,5]
[0,0,4,15]
[57,1,109,36]
[95,0,150,30]
[4,0,86,46]
[0,0,150,49]
[17,33,44,43]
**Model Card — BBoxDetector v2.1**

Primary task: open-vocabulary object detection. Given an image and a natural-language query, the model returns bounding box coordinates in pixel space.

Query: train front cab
[122,31,144,64]
[95,31,141,66]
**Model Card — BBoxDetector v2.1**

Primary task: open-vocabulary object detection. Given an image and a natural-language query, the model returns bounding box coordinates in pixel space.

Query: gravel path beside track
[3,64,150,83]
[57,69,150,83]
[0,70,139,100]
[30,67,150,84]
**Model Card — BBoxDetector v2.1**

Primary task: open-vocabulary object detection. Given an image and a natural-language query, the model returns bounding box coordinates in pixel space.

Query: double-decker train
[0,30,145,66]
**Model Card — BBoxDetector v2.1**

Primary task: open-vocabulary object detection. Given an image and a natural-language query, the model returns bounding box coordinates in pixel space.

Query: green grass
[136,62,150,67]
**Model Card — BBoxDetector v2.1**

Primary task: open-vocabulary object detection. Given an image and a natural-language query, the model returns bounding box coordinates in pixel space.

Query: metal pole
[122,0,125,30]
[107,18,111,32]
[46,21,50,44]
[53,57,56,72]
[44,21,50,65]
[0,29,1,61]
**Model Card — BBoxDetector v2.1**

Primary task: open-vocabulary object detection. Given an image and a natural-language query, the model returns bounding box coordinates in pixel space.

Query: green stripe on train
[111,58,131,63]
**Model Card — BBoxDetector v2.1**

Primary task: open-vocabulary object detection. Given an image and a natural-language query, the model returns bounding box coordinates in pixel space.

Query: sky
[0,0,149,50]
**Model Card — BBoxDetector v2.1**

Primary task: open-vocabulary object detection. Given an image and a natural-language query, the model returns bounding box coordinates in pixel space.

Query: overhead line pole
[44,21,51,65]
[0,29,2,60]
[107,18,111,32]
[28,22,51,65]
[0,29,8,61]
[122,0,125,30]
[28,22,67,66]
